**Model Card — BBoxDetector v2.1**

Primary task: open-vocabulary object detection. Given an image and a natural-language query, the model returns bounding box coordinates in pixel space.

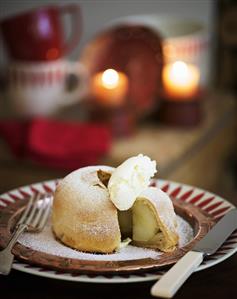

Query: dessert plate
[0,179,236,283]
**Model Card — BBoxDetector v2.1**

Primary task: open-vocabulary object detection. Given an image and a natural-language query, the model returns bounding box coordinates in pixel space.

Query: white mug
[5,60,88,116]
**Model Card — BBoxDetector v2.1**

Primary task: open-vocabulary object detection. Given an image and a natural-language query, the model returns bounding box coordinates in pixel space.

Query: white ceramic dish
[0,179,236,283]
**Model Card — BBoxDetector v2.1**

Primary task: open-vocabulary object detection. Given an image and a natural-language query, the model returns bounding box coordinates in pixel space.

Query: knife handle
[151,251,204,298]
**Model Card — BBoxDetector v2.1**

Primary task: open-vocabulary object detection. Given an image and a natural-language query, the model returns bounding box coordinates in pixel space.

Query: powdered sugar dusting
[18,216,193,261]
[61,166,114,207]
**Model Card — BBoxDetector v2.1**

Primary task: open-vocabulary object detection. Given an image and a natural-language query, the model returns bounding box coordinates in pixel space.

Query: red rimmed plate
[0,179,236,283]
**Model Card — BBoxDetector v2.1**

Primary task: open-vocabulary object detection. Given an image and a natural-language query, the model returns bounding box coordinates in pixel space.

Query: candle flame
[101,69,119,89]
[162,60,200,100]
[170,61,190,86]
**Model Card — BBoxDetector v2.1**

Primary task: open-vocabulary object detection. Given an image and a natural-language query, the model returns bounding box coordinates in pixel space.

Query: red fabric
[0,118,111,170]
[0,120,30,156]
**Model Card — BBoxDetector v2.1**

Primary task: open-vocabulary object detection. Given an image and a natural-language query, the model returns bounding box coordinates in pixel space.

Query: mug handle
[59,4,82,55]
[59,62,88,106]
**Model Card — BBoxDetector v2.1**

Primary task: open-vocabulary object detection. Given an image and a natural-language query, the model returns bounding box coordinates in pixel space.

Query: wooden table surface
[0,252,237,298]
[0,91,236,194]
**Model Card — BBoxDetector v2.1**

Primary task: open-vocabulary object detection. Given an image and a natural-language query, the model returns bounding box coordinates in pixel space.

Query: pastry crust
[52,166,121,253]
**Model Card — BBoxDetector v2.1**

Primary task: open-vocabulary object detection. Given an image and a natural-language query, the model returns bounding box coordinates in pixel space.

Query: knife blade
[151,208,237,298]
[194,208,237,255]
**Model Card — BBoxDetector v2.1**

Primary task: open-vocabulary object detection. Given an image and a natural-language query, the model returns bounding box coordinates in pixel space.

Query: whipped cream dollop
[108,154,157,211]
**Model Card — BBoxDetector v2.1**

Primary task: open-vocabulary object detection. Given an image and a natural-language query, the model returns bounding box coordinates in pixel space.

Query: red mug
[0,4,82,62]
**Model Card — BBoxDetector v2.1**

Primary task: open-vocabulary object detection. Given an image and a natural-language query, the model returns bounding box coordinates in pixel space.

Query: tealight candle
[162,61,200,100]
[91,68,128,106]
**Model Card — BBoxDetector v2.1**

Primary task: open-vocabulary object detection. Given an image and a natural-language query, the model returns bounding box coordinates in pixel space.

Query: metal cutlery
[0,192,51,275]
[151,208,237,298]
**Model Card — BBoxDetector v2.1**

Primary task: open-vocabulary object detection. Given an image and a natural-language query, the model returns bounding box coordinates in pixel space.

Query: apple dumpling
[52,154,179,254]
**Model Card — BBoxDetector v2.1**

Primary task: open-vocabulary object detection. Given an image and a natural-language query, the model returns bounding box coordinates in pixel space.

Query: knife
[151,208,237,298]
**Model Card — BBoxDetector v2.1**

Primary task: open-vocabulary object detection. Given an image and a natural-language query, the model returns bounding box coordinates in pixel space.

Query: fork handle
[0,223,27,275]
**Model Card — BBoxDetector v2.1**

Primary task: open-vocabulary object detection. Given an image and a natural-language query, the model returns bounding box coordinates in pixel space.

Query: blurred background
[0,0,236,202]
[0,0,214,66]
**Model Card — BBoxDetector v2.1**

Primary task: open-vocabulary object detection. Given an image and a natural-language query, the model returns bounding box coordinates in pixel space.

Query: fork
[0,192,51,275]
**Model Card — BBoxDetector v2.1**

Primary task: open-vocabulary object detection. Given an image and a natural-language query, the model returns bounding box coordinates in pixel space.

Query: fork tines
[17,192,51,232]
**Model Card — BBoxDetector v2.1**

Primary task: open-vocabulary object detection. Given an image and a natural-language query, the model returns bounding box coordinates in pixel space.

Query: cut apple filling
[118,209,132,238]
[132,198,162,242]
[132,197,176,252]
[131,188,179,252]
[117,193,179,253]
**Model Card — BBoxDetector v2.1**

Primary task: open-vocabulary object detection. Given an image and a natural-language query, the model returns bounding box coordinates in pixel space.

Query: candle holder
[158,60,203,127]
[88,68,138,137]
[88,98,136,137]
[158,90,203,127]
